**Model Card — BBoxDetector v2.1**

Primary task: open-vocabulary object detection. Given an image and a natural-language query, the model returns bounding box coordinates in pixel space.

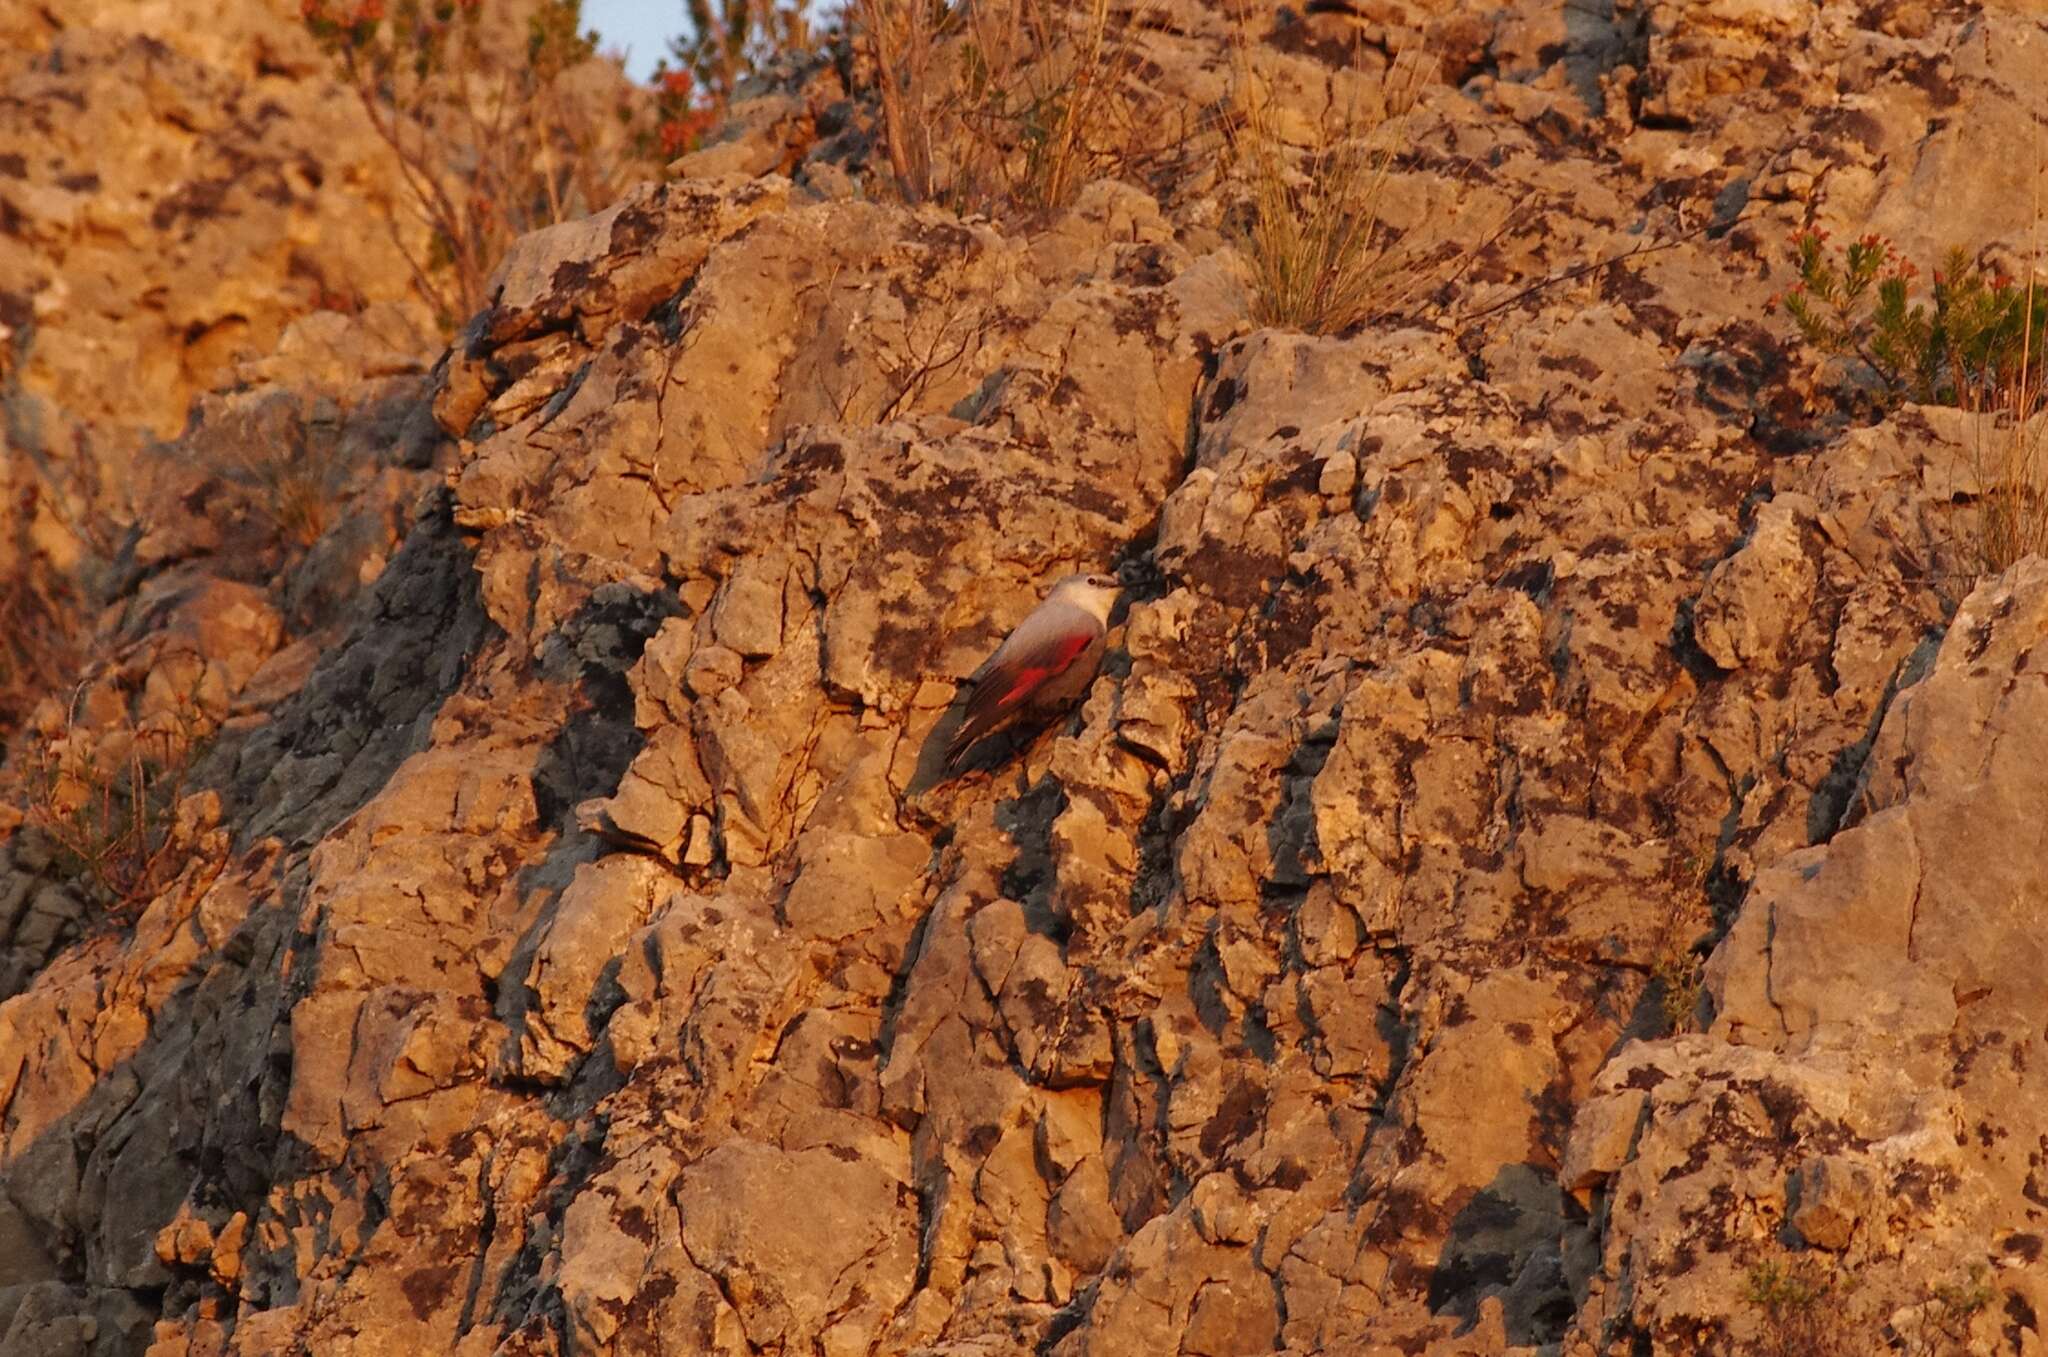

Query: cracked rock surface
[3,1,2046,1355]
[0,0,649,584]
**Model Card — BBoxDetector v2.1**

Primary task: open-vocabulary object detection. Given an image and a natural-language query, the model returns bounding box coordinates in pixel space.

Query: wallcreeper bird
[945,572,1122,771]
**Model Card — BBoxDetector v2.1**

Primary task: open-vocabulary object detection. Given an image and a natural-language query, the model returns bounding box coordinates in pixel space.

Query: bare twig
[1459,144,1792,326]
[307,0,659,329]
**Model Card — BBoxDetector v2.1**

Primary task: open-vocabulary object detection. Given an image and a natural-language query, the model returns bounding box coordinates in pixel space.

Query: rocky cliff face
[2,1,2046,1355]
[0,0,649,587]
[0,0,436,479]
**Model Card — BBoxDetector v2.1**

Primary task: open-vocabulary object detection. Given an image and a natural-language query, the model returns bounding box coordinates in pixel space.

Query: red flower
[661,68,694,97]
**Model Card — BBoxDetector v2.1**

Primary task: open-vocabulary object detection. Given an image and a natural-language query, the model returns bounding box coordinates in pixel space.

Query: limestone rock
[674,1141,916,1351]
[3,2,2046,1354]
[1790,1153,1877,1252]
[1691,495,1818,670]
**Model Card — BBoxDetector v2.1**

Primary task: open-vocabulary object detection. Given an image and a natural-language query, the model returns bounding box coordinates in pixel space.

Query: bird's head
[1050,571,1122,624]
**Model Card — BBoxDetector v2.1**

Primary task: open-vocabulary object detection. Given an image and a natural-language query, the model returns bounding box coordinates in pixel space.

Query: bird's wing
[947,612,1099,767]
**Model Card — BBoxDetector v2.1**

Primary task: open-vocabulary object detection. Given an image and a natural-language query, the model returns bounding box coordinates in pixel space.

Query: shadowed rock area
[2,0,2046,1354]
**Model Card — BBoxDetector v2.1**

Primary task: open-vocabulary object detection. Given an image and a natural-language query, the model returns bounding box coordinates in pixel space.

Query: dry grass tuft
[1965,268,2047,576]
[855,0,942,204]
[1652,949,1704,1034]
[10,689,211,919]
[1646,842,1715,1035]
[954,0,1144,213]
[855,0,1164,216]
[1224,47,1430,335]
[212,423,345,551]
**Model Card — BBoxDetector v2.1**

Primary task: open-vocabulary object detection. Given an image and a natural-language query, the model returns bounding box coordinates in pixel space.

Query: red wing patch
[947,625,1099,768]
[995,632,1093,709]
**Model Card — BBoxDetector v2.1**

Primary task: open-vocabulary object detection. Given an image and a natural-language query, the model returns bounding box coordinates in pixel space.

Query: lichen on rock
[2,1,2046,1355]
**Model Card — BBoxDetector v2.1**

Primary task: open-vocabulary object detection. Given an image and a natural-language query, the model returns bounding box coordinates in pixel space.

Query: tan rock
[1691,495,1818,670]
[1790,1153,1876,1251]
[675,1141,916,1350]
[4,2,2046,1352]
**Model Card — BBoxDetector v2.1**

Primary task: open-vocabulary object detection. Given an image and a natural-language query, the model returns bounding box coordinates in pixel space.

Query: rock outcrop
[0,1,432,477]
[2,1,2045,1355]
[0,0,650,584]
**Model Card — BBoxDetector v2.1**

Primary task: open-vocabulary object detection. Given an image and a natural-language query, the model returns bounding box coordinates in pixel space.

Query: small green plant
[1773,230,1923,400]
[1776,229,2047,576]
[1911,1264,1996,1354]
[1742,1255,1864,1357]
[666,0,815,128]
[1773,229,2047,410]
[1927,1266,1995,1318]
[1744,1257,1830,1311]
[1742,1253,2002,1357]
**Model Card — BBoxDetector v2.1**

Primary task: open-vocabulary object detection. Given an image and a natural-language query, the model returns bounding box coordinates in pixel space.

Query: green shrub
[1773,229,2046,410]
[1777,229,2048,575]
[1742,1256,1863,1357]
